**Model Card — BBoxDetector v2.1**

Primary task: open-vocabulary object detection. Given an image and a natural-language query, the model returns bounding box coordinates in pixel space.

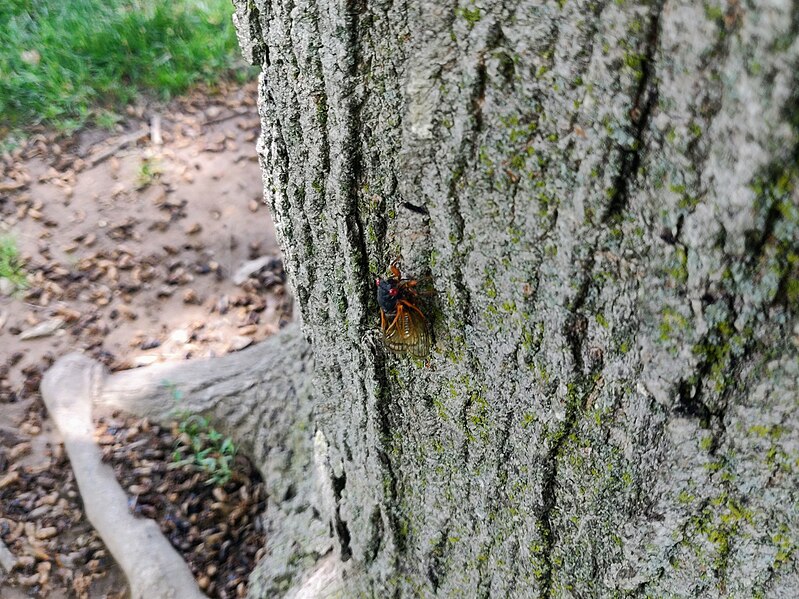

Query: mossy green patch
[459,6,481,27]
[658,306,690,343]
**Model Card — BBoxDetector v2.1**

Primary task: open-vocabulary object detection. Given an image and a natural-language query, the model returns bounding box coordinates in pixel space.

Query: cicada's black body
[376,277,400,315]
[375,261,431,358]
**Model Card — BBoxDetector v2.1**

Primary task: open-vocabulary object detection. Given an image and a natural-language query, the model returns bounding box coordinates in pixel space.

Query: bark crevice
[602,0,664,223]
[332,472,353,562]
[538,374,602,599]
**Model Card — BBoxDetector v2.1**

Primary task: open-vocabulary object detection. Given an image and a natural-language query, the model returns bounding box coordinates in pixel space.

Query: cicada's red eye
[389,288,399,297]
[375,278,381,287]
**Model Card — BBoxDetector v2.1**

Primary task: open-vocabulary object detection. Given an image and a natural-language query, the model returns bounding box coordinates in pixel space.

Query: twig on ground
[83,128,149,168]
[150,115,162,146]
[202,109,251,127]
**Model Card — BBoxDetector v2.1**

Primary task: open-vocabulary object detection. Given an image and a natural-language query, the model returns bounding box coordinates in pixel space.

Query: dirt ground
[0,80,288,598]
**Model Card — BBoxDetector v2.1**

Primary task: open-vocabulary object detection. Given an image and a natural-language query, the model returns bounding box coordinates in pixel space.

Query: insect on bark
[375,260,432,358]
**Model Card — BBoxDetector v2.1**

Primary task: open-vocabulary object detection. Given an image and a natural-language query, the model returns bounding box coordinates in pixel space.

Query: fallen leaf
[18,317,65,340]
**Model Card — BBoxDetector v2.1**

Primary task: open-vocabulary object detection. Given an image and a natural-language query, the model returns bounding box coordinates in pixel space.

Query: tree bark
[231,0,799,596]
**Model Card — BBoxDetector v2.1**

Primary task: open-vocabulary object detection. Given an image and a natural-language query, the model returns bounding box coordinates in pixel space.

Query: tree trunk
[227,0,799,596]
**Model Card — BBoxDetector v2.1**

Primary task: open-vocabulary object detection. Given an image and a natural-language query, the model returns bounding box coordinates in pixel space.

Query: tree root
[41,326,345,598]
[41,353,206,599]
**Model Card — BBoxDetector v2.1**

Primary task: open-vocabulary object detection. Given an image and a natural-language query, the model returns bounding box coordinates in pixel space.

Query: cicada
[375,260,431,357]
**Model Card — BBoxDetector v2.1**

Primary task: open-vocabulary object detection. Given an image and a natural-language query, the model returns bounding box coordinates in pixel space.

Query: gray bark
[231,0,799,596]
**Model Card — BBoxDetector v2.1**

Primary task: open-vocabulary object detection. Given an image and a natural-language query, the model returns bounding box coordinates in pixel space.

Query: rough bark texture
[233,0,799,596]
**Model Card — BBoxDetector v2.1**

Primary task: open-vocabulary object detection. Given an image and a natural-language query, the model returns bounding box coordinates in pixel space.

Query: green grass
[0,0,249,134]
[0,236,28,289]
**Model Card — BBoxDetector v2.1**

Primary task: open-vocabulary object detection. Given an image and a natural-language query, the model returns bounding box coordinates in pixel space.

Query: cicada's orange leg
[380,309,388,331]
[390,261,402,279]
[400,279,418,294]
[385,306,403,337]
[397,299,426,321]
[400,276,434,297]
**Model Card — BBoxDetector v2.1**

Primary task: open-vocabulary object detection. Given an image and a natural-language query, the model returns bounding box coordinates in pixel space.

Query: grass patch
[0,236,28,290]
[0,0,250,135]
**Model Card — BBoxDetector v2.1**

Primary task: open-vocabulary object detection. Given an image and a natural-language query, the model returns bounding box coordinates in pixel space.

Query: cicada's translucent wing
[382,302,431,358]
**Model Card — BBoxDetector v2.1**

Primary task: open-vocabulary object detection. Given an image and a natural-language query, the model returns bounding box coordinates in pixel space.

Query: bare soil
[0,80,286,598]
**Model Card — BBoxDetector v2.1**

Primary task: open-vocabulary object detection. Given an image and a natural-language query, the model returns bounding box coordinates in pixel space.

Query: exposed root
[41,326,348,598]
[41,354,206,599]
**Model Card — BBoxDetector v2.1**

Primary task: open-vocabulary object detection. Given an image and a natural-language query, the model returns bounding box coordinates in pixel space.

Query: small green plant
[0,235,28,290]
[164,381,237,487]
[172,414,237,487]
[137,157,161,188]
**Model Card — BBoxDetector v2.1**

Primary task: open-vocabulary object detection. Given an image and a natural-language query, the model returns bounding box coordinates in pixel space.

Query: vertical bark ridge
[370,349,409,587]
[538,376,602,598]
[339,0,373,336]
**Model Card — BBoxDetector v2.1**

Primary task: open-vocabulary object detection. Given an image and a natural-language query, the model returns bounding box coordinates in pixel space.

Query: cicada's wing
[382,302,431,358]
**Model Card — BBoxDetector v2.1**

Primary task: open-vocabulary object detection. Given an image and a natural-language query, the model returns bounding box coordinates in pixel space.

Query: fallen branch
[202,109,251,127]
